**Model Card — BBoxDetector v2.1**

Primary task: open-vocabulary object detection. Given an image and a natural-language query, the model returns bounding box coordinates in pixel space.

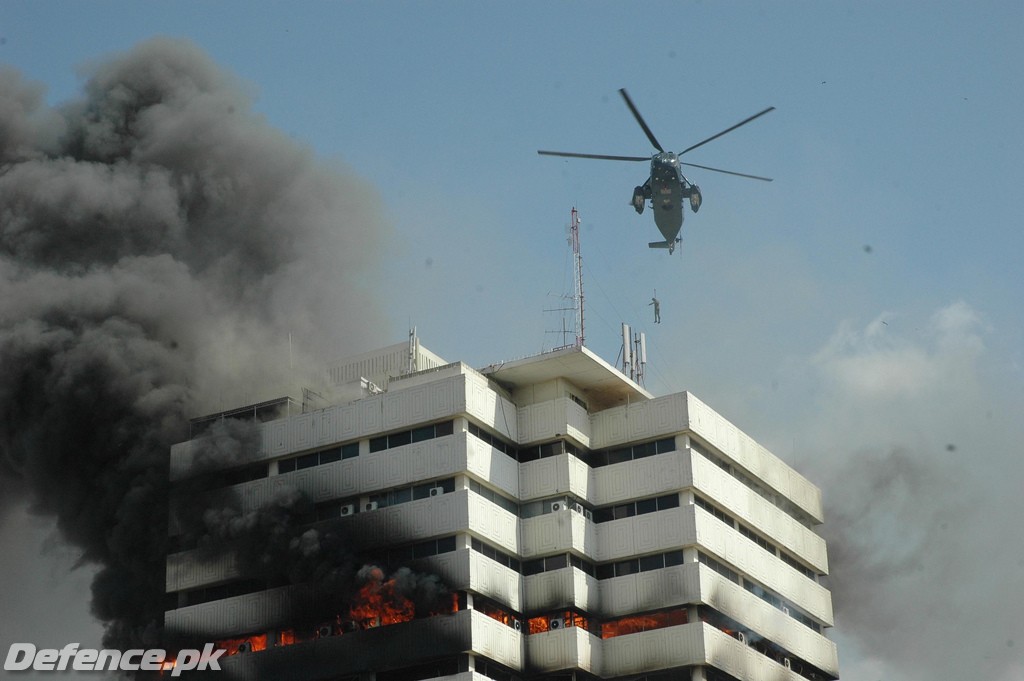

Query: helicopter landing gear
[631,186,646,214]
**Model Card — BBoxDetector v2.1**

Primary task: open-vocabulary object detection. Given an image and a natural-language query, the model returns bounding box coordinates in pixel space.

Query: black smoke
[0,37,389,649]
[167,421,453,638]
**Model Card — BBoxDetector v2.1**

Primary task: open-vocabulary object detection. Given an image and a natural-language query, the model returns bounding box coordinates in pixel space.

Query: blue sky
[2,2,1023,680]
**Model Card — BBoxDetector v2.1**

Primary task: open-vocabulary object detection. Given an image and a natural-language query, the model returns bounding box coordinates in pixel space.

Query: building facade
[165,340,839,681]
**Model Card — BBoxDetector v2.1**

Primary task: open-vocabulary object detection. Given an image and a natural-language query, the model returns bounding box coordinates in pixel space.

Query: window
[569,554,595,577]
[698,551,739,583]
[636,497,658,515]
[518,552,591,577]
[613,504,636,520]
[657,494,680,510]
[590,437,675,468]
[470,480,520,515]
[468,422,518,459]
[694,495,734,526]
[739,524,776,554]
[608,448,632,465]
[594,493,678,523]
[471,538,520,572]
[388,430,412,448]
[319,447,341,464]
[410,425,433,443]
[614,559,639,576]
[633,441,656,459]
[663,550,684,567]
[522,559,544,576]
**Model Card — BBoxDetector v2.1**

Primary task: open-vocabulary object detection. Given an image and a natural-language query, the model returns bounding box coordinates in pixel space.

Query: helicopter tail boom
[648,239,679,255]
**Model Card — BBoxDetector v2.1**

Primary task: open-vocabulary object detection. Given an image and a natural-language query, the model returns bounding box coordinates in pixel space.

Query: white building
[165,339,839,681]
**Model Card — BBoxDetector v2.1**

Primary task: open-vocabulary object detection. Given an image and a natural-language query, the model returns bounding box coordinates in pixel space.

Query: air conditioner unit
[364,501,379,512]
[317,624,334,638]
[782,606,790,616]
[571,503,584,514]
[550,501,565,512]
[236,641,252,653]
[548,617,565,630]
[512,620,522,632]
[736,631,747,645]
[339,504,356,517]
[783,658,792,670]
[340,620,358,633]
[429,487,445,497]
[582,509,593,521]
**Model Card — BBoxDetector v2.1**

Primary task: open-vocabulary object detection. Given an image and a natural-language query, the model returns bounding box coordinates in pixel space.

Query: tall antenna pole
[571,207,585,348]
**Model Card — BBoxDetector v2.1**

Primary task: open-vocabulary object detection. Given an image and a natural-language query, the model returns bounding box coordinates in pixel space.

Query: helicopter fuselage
[648,152,685,243]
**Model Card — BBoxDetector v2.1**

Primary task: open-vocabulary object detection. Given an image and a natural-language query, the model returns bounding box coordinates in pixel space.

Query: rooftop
[479,344,652,411]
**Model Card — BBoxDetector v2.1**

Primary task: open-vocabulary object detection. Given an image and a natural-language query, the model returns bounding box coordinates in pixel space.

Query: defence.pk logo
[4,643,226,676]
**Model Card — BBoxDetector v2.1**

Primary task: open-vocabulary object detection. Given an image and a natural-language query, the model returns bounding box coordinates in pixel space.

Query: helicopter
[539,89,774,254]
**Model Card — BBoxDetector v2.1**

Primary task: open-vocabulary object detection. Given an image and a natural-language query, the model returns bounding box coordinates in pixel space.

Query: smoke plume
[794,303,1024,681]
[0,37,390,648]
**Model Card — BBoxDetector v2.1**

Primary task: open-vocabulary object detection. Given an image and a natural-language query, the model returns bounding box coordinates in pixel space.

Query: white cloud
[812,301,985,402]
[793,301,1024,681]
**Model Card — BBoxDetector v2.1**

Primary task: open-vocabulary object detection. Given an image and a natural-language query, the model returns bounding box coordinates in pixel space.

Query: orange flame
[527,611,582,634]
[349,566,415,628]
[215,633,268,656]
[601,609,687,639]
[528,616,550,634]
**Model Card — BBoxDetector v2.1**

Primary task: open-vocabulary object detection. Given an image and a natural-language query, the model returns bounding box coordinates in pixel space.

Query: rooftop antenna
[407,326,418,374]
[544,207,586,350]
[621,323,632,376]
[571,206,585,348]
[633,330,647,386]
[619,323,647,385]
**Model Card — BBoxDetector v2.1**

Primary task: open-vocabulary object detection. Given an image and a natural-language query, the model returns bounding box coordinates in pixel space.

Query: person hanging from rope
[649,296,661,324]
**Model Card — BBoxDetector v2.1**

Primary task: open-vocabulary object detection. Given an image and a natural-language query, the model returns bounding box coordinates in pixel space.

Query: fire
[527,610,588,634]
[486,611,513,626]
[601,608,687,639]
[215,633,268,656]
[186,569,458,663]
[349,566,415,628]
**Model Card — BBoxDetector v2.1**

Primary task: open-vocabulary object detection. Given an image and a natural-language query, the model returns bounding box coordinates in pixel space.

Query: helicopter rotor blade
[619,88,664,153]
[538,150,650,162]
[679,106,775,156]
[681,161,773,182]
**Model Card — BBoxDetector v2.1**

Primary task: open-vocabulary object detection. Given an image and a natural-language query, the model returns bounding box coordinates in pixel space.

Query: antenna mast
[571,207,585,348]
